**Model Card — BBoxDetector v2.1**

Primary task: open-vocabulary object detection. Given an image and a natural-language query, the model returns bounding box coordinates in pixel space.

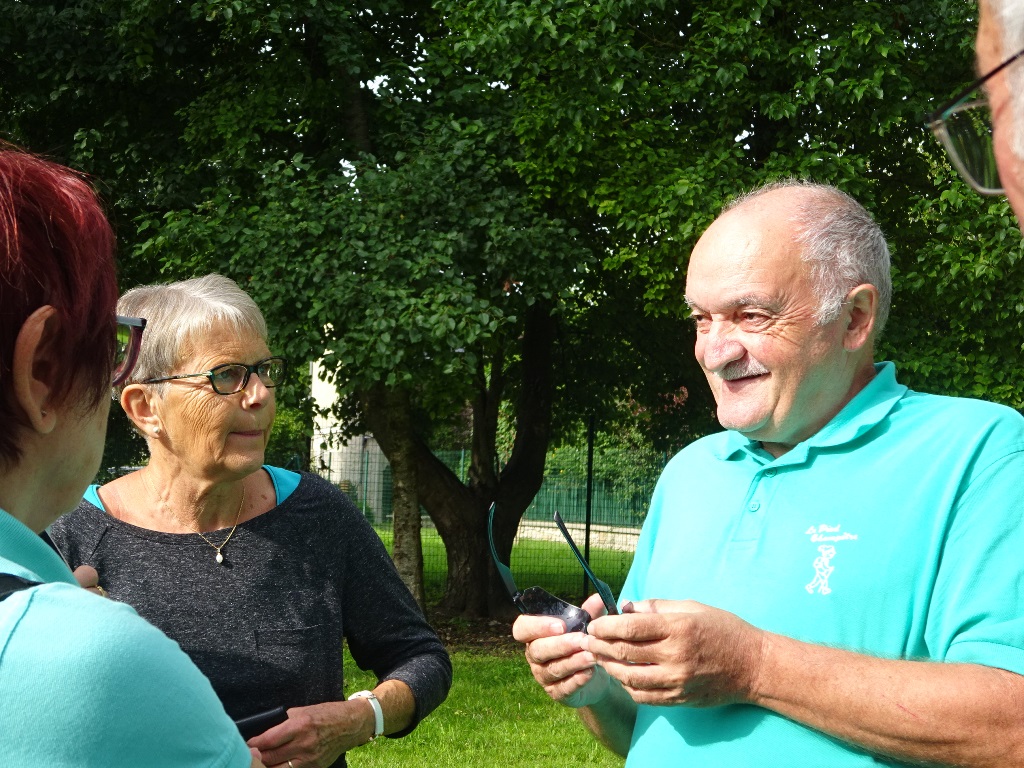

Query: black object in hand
[234,706,287,740]
[487,504,617,632]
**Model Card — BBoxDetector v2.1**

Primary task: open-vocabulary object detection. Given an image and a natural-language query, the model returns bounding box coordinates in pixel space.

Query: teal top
[621,362,1024,766]
[0,508,252,766]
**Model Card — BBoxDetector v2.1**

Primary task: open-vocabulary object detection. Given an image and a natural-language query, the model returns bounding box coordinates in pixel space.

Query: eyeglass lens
[942,100,1002,193]
[210,359,285,394]
[112,317,145,387]
[113,325,133,376]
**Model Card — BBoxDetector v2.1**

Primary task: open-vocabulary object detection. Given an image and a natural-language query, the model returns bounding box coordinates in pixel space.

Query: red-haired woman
[0,148,263,768]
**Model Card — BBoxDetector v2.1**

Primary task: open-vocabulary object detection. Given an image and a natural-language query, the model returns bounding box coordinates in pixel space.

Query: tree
[3,0,712,615]
[443,0,1024,400]
[140,119,615,614]
[3,0,1019,619]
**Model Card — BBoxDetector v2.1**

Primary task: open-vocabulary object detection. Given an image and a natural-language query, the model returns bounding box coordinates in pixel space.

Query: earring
[153,427,162,437]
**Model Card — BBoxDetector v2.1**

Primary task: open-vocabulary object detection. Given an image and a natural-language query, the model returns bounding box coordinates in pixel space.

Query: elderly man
[930,0,1024,220]
[514,181,1024,766]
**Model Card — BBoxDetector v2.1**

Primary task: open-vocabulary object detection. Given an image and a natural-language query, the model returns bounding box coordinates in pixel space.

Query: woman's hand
[72,564,107,597]
[245,700,373,768]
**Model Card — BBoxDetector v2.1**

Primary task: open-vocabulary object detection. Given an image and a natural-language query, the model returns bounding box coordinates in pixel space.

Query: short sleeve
[0,583,252,767]
[926,450,1024,674]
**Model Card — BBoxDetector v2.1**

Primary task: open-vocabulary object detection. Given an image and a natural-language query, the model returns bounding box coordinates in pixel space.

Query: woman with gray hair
[50,274,451,768]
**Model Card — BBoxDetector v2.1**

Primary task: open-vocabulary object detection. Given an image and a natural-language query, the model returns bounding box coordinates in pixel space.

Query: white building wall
[310,361,389,524]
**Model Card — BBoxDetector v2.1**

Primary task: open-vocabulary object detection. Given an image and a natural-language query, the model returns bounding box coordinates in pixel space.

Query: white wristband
[349,690,384,741]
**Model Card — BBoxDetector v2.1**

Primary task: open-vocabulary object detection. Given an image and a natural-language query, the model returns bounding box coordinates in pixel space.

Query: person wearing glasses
[0,149,263,766]
[514,180,1024,767]
[928,0,1024,222]
[48,274,451,768]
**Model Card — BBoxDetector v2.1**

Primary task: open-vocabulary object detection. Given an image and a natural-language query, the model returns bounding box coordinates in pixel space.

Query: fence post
[584,413,595,598]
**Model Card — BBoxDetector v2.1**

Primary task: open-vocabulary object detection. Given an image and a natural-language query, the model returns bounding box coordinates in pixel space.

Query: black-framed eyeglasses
[926,46,1024,195]
[487,503,618,633]
[144,356,287,395]
[113,316,146,387]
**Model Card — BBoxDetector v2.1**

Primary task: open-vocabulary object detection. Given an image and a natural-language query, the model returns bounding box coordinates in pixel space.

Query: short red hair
[0,148,119,466]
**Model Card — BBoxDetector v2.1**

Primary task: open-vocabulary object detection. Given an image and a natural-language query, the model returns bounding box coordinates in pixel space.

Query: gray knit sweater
[49,470,451,766]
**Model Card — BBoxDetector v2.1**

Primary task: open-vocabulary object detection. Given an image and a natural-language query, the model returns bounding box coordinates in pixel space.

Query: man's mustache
[719,360,770,381]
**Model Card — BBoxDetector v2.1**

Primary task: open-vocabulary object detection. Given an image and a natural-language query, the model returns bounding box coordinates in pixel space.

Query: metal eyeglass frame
[143,356,287,395]
[926,45,1024,195]
[113,315,147,387]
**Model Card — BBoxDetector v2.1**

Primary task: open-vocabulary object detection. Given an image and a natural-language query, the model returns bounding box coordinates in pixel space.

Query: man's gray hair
[725,180,892,334]
[117,274,267,392]
[990,0,1024,159]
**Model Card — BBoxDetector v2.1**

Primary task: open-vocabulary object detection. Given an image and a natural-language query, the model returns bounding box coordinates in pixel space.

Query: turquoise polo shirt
[0,509,251,767]
[620,362,1024,766]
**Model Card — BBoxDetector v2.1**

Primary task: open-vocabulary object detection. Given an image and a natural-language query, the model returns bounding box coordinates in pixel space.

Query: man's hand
[512,593,612,708]
[583,599,766,708]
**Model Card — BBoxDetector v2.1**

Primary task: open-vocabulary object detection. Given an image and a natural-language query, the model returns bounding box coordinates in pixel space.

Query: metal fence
[312,431,669,604]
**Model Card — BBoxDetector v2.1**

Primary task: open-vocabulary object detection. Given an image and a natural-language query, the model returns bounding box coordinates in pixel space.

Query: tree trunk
[360,385,425,610]
[417,303,558,617]
[360,303,559,618]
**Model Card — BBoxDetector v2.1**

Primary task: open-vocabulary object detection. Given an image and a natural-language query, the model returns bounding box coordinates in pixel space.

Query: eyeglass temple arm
[487,503,522,601]
[553,511,618,615]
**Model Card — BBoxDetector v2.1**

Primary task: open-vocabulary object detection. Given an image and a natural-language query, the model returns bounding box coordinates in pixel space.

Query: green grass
[344,648,625,767]
[347,525,632,764]
[372,525,634,606]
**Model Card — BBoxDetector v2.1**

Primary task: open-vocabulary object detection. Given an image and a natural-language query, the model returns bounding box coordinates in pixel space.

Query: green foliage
[95,410,150,484]
[543,422,665,525]
[264,405,313,470]
[885,170,1024,404]
[5,0,1002,424]
[139,129,592,430]
[435,0,1024,405]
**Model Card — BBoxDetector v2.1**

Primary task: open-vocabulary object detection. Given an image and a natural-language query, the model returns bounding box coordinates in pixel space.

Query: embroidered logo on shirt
[806,544,836,594]
[805,523,858,543]
[804,524,858,595]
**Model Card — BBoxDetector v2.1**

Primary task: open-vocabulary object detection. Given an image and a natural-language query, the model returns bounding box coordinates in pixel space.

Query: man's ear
[843,284,878,352]
[120,383,162,439]
[12,306,60,434]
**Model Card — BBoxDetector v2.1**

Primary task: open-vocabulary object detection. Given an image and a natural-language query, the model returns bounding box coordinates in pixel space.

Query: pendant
[216,550,224,564]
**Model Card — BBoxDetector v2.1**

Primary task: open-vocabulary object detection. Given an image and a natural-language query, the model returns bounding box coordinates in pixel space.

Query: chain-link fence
[313,431,669,605]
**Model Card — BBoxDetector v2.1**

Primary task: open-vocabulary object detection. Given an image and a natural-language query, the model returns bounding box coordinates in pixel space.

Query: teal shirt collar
[0,508,77,584]
[714,361,907,465]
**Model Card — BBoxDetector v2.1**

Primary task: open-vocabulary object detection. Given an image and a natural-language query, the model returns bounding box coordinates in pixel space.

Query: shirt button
[748,501,761,512]
[764,468,777,477]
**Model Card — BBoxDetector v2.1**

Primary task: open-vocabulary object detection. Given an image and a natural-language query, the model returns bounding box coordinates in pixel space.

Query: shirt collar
[0,508,77,584]
[713,361,907,465]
